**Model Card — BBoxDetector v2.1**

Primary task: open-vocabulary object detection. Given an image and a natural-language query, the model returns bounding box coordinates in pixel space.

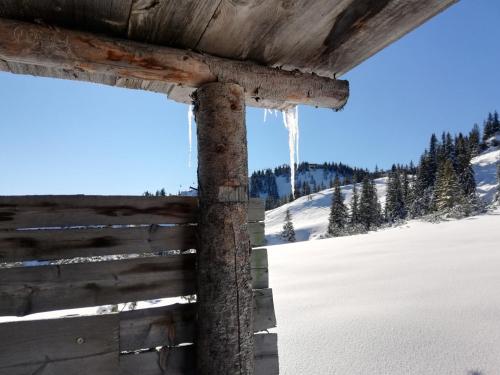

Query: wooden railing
[0,196,277,375]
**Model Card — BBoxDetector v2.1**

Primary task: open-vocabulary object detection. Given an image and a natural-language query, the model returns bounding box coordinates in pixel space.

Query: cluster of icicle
[187,105,194,168]
[263,107,300,198]
[282,107,299,198]
[187,105,300,199]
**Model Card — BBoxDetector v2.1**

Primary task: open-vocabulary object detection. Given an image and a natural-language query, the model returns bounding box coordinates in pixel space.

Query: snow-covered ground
[268,209,500,375]
[266,148,499,244]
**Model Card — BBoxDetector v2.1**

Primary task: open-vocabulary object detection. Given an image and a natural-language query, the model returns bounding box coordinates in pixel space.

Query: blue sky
[1,0,499,195]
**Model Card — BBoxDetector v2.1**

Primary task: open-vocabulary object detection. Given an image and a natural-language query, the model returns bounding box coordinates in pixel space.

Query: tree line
[282,111,500,241]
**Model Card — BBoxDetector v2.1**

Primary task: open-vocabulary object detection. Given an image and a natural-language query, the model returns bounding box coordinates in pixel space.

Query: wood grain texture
[0,195,198,229]
[0,225,197,262]
[120,288,276,350]
[0,195,263,230]
[0,0,133,35]
[0,314,119,375]
[0,17,348,109]
[127,0,220,48]
[195,82,254,374]
[0,249,269,316]
[0,254,196,316]
[0,222,263,261]
[119,333,278,375]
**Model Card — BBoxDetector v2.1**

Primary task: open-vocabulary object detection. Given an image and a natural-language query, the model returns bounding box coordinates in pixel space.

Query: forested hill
[249,162,397,209]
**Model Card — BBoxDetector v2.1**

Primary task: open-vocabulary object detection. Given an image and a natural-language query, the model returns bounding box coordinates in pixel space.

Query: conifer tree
[359,176,381,230]
[385,171,406,222]
[281,208,296,242]
[434,159,464,211]
[496,162,500,204]
[350,183,360,225]
[327,176,348,237]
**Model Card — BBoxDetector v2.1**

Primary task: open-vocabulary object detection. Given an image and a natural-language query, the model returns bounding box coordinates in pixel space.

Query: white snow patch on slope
[267,148,499,244]
[472,147,499,203]
[268,208,500,375]
[266,177,388,244]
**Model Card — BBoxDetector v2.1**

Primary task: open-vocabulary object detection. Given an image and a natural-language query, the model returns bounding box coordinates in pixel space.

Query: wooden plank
[249,221,266,248]
[0,225,197,262]
[194,0,456,78]
[120,289,276,350]
[0,17,349,110]
[0,195,262,230]
[252,248,269,290]
[0,250,268,316]
[0,314,119,375]
[255,333,280,375]
[0,195,198,229]
[249,198,265,222]
[119,333,278,375]
[0,254,196,316]
[0,0,132,35]
[127,0,220,48]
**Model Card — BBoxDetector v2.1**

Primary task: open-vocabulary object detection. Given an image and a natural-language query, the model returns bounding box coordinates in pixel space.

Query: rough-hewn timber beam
[0,18,349,110]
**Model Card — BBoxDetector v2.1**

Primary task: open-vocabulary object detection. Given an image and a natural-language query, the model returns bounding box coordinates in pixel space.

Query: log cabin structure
[0,1,457,374]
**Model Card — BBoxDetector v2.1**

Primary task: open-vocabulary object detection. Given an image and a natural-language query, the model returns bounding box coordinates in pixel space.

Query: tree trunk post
[194,82,254,374]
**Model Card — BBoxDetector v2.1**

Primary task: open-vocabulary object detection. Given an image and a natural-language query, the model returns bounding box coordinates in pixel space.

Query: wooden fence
[0,196,277,375]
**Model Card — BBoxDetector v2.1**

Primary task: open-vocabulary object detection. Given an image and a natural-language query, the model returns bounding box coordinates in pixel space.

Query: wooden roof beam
[0,18,349,110]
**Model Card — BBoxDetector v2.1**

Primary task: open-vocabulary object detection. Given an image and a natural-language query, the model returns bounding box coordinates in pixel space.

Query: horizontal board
[0,195,198,229]
[0,254,196,316]
[0,222,263,262]
[0,225,197,262]
[0,298,277,374]
[0,249,269,316]
[119,333,278,375]
[0,196,264,230]
[251,248,269,289]
[0,314,119,375]
[249,198,265,222]
[120,289,276,350]
[249,221,265,247]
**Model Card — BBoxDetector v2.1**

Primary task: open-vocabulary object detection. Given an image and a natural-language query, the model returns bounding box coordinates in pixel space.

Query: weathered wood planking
[0,310,277,375]
[0,0,132,35]
[120,289,276,350]
[249,221,265,247]
[0,195,198,229]
[127,0,220,48]
[0,18,349,110]
[249,197,265,222]
[0,249,269,316]
[119,333,278,375]
[0,314,119,375]
[0,254,196,316]
[0,222,264,261]
[0,195,264,230]
[0,225,197,262]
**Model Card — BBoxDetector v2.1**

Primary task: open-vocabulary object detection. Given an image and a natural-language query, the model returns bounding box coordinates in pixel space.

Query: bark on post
[194,82,254,374]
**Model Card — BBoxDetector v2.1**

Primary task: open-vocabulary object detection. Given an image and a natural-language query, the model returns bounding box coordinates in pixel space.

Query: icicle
[282,106,300,198]
[264,108,268,123]
[187,105,194,167]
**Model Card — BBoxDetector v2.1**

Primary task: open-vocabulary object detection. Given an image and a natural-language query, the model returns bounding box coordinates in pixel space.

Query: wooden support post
[194,82,254,374]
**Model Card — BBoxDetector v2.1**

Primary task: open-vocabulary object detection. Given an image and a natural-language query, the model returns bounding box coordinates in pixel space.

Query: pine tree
[359,176,381,230]
[496,162,500,204]
[469,124,481,156]
[327,176,348,237]
[385,171,406,222]
[350,183,360,225]
[434,159,464,211]
[281,208,296,242]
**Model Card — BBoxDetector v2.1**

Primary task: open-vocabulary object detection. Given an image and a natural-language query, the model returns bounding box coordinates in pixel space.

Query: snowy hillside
[266,148,499,244]
[268,208,500,375]
[472,147,500,203]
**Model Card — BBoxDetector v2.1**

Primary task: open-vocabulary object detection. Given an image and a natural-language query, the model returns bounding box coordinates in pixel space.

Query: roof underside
[0,0,456,104]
